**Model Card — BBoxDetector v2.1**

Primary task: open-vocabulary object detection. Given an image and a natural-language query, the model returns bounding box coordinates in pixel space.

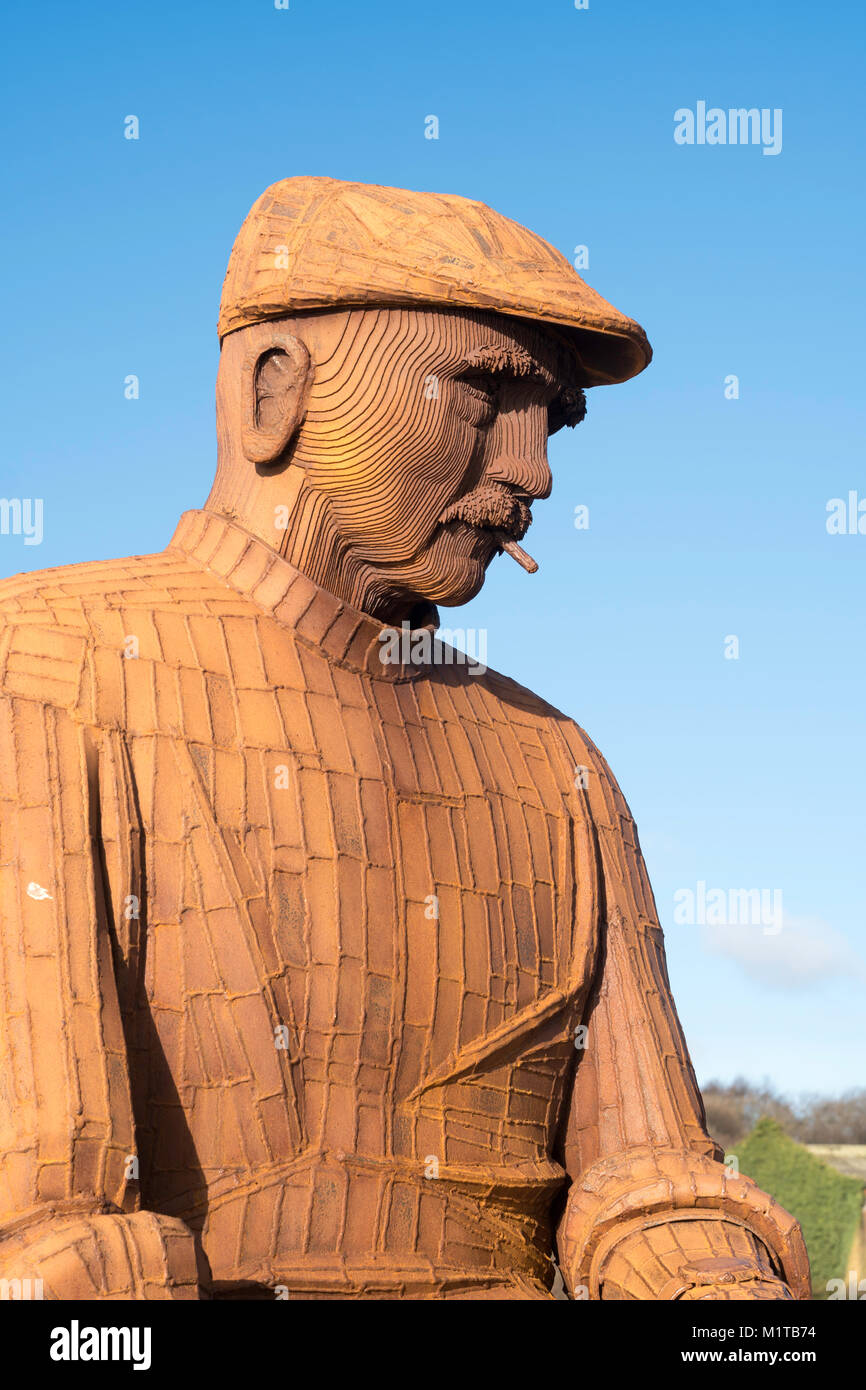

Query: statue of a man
[0,178,808,1300]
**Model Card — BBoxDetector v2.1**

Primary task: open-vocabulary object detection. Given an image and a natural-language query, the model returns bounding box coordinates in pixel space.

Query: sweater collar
[169,509,440,681]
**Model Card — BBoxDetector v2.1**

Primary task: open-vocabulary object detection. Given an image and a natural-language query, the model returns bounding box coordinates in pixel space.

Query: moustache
[437,485,538,574]
[437,485,532,540]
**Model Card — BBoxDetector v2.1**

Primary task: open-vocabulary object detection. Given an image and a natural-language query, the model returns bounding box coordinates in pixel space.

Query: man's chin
[416,526,496,606]
[429,561,487,608]
[360,524,496,616]
[389,554,487,611]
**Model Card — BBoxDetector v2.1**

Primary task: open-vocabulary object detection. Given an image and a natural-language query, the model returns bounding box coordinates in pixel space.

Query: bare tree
[701,1079,866,1150]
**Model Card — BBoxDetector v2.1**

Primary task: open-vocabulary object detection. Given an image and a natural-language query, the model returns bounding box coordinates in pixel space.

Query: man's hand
[0,1210,203,1299]
[679,1279,792,1300]
[590,1220,794,1300]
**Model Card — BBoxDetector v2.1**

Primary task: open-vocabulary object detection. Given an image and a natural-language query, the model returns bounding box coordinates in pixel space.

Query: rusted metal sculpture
[0,178,809,1299]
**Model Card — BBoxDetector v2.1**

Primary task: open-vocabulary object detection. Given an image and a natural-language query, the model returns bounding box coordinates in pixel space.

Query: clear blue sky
[1,0,863,1097]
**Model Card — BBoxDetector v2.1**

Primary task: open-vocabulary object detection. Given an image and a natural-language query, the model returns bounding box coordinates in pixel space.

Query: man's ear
[241,331,314,464]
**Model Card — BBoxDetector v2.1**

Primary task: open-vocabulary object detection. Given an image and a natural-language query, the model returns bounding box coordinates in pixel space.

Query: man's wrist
[660,1257,792,1301]
[593,1218,784,1300]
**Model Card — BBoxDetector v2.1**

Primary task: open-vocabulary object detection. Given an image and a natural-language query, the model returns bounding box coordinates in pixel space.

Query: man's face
[295,305,580,619]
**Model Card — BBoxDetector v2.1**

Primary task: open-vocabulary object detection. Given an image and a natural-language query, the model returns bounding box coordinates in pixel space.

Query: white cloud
[703,914,866,990]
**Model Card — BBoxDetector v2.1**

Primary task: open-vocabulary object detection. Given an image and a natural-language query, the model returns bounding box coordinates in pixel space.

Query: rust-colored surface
[0,178,809,1299]
[217,176,651,386]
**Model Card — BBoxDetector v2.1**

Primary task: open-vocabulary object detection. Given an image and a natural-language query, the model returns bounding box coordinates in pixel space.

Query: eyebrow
[458,343,555,388]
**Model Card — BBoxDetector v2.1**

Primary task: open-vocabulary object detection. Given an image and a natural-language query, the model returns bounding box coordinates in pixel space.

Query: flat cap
[218,176,651,387]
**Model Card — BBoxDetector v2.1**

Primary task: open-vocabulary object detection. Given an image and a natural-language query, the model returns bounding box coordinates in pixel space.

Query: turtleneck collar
[169,509,440,681]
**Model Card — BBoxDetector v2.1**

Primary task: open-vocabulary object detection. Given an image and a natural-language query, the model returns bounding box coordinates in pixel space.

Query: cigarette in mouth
[492,530,538,574]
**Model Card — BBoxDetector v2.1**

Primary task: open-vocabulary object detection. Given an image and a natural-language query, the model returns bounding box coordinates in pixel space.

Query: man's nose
[481,401,553,500]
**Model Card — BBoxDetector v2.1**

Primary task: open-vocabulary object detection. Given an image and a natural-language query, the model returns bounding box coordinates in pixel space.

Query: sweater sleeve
[0,686,136,1221]
[0,678,201,1298]
[553,727,810,1301]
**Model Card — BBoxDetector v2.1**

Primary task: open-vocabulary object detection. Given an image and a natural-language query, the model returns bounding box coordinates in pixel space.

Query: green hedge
[728,1117,864,1298]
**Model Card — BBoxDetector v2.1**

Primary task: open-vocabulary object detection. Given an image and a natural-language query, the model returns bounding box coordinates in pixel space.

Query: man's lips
[435,484,542,572]
[437,509,539,574]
